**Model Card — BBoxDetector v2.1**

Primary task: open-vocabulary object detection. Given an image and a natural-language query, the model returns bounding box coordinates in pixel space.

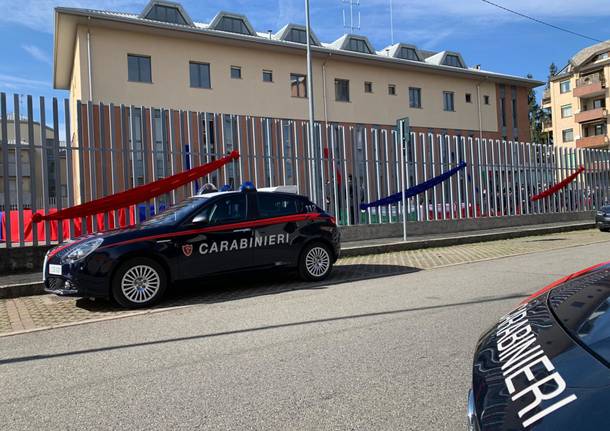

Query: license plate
[49,264,62,276]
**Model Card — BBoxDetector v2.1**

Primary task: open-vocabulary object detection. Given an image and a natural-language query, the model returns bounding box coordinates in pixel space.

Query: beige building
[0,117,67,210]
[53,0,540,142]
[544,41,610,149]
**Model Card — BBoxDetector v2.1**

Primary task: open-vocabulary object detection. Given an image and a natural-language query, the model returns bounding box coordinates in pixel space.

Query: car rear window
[548,264,610,364]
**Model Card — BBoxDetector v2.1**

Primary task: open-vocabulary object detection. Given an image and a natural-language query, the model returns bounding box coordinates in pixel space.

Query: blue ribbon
[360,161,467,210]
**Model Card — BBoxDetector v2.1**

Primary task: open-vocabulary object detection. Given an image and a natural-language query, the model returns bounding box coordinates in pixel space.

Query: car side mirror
[192,213,209,225]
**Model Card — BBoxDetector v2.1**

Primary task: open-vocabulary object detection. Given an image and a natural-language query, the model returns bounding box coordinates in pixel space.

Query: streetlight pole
[305,0,317,203]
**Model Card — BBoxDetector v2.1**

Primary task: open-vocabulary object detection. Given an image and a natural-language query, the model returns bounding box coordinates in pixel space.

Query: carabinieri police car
[468,260,610,430]
[43,184,340,308]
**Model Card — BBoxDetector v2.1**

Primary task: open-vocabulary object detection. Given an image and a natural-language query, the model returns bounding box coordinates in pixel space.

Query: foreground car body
[469,261,610,430]
[44,187,340,307]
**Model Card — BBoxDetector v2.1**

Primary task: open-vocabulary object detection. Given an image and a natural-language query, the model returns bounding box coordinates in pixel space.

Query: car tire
[298,242,333,282]
[112,257,167,309]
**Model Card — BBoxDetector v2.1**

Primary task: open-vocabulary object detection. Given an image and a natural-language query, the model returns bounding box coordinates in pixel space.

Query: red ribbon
[32,151,239,223]
[530,166,585,202]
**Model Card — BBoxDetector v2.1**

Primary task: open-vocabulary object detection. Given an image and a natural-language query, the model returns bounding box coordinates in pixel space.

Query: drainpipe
[476,83,483,141]
[87,17,94,102]
[322,58,330,129]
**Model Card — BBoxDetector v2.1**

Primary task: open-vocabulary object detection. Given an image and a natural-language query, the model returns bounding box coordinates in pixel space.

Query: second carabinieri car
[43,184,340,308]
[468,260,610,430]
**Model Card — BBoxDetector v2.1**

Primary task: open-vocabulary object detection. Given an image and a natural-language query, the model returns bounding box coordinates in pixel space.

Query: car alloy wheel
[305,246,331,278]
[121,264,161,304]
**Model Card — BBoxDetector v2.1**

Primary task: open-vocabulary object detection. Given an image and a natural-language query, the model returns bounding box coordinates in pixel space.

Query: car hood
[472,264,610,430]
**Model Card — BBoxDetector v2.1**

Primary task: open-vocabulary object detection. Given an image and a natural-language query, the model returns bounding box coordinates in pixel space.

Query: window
[189,62,211,89]
[562,128,574,142]
[597,52,609,61]
[512,98,518,127]
[216,16,251,35]
[465,93,472,103]
[561,104,572,118]
[594,99,606,109]
[195,194,247,225]
[257,194,303,218]
[388,84,396,96]
[127,55,151,83]
[145,4,187,25]
[290,73,307,98]
[230,66,242,79]
[560,80,571,93]
[443,91,455,111]
[409,87,422,108]
[364,81,373,93]
[483,95,490,105]
[398,47,419,61]
[500,97,506,126]
[443,54,463,67]
[346,38,372,54]
[263,70,273,82]
[335,79,350,102]
[285,28,316,45]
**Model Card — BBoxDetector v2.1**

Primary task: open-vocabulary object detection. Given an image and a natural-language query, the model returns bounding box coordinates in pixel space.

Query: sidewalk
[0,219,596,299]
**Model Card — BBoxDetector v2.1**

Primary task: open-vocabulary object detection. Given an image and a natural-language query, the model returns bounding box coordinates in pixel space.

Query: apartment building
[53,0,540,143]
[0,117,67,210]
[544,40,610,149]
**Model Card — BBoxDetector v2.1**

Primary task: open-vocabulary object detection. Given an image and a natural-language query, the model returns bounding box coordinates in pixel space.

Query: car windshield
[140,197,207,226]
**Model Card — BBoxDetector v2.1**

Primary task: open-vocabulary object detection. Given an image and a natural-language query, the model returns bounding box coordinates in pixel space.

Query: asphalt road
[1,241,609,430]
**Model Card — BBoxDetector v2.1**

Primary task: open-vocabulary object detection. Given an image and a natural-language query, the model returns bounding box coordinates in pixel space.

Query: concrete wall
[340,211,596,242]
[0,245,53,275]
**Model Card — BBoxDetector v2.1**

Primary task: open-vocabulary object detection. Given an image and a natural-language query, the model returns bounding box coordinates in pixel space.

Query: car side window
[194,195,247,225]
[257,194,302,218]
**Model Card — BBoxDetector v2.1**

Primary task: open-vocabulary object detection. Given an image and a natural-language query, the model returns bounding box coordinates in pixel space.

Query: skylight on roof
[398,47,419,61]
[443,54,464,68]
[346,38,372,54]
[145,4,187,24]
[215,16,252,35]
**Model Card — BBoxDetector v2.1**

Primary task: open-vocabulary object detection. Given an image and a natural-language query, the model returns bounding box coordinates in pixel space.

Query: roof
[53,2,543,89]
[570,40,610,68]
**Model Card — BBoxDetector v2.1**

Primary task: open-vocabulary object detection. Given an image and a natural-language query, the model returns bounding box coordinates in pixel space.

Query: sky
[0,0,608,115]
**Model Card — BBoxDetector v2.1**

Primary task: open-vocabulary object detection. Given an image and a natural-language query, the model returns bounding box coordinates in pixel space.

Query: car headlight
[61,238,104,264]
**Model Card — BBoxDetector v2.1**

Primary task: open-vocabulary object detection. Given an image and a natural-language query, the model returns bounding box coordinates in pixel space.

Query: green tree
[546,63,557,89]
[527,73,545,143]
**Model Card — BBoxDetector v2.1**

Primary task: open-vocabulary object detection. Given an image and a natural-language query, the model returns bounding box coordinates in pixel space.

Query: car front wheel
[112,257,167,308]
[298,242,333,281]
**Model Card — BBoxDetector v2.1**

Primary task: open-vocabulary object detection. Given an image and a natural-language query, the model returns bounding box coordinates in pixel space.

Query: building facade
[53,0,540,144]
[544,40,610,149]
[0,117,67,210]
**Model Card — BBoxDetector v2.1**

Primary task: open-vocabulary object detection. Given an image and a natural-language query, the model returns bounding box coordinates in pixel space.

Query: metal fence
[1,92,610,247]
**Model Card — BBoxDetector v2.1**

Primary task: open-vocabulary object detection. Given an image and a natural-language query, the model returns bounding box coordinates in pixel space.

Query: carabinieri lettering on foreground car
[43,183,340,309]
[469,261,610,430]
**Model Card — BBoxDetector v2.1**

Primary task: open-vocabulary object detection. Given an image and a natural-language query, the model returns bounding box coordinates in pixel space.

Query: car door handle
[233,228,252,233]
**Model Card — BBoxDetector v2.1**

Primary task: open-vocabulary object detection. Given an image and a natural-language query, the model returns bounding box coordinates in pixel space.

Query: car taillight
[329,216,336,225]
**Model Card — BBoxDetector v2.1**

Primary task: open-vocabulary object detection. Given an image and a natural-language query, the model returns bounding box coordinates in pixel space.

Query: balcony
[575,107,608,123]
[542,89,551,107]
[576,134,609,148]
[574,74,607,98]
[542,118,553,132]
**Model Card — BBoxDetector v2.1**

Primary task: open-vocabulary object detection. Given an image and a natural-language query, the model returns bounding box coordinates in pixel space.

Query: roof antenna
[342,0,361,32]
[389,0,394,45]
[267,29,273,39]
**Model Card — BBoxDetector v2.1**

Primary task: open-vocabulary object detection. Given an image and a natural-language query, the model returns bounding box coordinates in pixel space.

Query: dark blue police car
[469,260,610,430]
[43,185,340,308]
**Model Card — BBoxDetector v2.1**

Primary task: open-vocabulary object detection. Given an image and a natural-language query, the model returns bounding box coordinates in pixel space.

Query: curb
[0,222,597,299]
[0,281,45,299]
[340,222,596,257]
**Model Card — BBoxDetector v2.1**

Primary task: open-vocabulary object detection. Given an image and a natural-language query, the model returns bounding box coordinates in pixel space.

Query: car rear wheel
[298,242,333,281]
[112,257,167,308]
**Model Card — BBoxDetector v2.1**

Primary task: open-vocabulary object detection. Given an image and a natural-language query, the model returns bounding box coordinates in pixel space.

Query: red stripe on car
[99,212,329,250]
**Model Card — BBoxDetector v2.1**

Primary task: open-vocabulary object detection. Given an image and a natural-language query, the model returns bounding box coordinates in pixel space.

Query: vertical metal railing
[3,92,610,247]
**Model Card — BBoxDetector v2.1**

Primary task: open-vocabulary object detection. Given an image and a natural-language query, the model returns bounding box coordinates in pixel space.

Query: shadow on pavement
[74,263,421,313]
[1,291,529,366]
